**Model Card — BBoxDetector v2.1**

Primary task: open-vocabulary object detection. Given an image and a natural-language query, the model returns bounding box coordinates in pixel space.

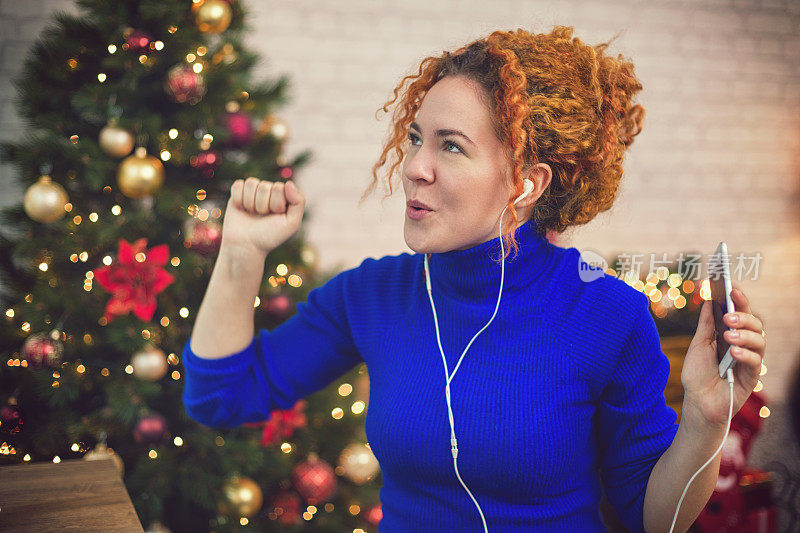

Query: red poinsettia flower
[243,399,308,447]
[93,238,175,322]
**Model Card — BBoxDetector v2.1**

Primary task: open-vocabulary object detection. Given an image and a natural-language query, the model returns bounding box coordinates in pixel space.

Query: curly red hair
[360,25,646,262]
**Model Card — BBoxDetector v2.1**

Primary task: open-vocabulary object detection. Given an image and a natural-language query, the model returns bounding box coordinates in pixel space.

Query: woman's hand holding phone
[681,287,767,431]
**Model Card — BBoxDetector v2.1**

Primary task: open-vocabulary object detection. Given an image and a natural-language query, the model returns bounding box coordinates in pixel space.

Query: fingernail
[728,314,739,323]
[728,330,739,338]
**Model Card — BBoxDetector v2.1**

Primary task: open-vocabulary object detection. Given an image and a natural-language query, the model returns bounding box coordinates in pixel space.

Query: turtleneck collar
[424,217,556,307]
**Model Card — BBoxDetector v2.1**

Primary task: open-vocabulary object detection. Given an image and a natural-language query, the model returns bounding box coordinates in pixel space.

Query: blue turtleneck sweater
[181,217,679,532]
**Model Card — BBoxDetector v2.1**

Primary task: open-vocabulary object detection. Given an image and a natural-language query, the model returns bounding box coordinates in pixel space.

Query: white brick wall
[240,0,800,409]
[0,0,80,205]
[1,1,799,406]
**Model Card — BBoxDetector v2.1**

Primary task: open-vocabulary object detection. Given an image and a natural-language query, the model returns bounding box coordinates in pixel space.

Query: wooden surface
[0,457,144,532]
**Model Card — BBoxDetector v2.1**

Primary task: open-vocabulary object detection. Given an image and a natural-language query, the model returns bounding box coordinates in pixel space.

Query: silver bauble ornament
[339,442,380,485]
[99,120,134,158]
[131,343,168,381]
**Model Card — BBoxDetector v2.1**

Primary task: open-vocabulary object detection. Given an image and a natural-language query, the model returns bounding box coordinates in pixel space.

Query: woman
[182,26,767,533]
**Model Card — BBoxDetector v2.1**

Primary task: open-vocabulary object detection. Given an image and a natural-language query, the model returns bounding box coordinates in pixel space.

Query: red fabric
[693,392,774,532]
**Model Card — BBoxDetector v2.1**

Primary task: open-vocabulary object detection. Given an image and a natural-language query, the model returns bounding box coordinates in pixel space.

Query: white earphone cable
[423,181,531,533]
[422,178,731,532]
[668,367,735,533]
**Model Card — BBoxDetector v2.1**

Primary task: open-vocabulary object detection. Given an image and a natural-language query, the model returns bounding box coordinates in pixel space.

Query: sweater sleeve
[594,294,680,533]
[181,264,364,429]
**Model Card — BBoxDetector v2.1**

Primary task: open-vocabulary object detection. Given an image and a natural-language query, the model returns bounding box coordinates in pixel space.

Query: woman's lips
[406,205,432,220]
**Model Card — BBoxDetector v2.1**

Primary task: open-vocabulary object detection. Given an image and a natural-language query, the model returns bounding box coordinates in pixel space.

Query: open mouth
[407,205,433,219]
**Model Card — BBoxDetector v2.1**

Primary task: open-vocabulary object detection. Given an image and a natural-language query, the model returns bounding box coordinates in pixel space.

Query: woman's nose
[403,149,435,183]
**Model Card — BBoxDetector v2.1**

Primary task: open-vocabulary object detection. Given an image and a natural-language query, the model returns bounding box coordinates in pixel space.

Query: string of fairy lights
[2,226,366,482]
[3,261,770,459]
[0,3,385,530]
[604,264,769,418]
[0,191,315,453]
[3,56,334,533]
[0,8,769,527]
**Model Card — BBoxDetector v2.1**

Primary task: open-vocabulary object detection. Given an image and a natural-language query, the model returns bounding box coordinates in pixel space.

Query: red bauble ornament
[222,111,254,147]
[269,489,302,527]
[0,404,22,435]
[291,453,337,505]
[92,238,175,323]
[189,149,220,177]
[364,503,383,527]
[278,166,294,180]
[183,218,222,256]
[164,64,206,105]
[22,332,64,369]
[124,30,153,52]
[267,294,292,319]
[134,413,168,445]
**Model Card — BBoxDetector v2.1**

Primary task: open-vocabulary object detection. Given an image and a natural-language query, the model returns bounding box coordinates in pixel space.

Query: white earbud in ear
[513,178,535,205]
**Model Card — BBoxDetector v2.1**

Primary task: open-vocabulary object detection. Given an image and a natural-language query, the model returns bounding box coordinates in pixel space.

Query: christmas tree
[0,1,382,531]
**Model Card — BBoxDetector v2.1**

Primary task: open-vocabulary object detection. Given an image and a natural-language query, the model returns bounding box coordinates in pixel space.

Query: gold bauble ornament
[218,475,263,517]
[258,115,290,142]
[83,442,125,476]
[339,442,380,485]
[131,343,168,381]
[117,146,165,198]
[23,175,69,223]
[194,0,232,34]
[99,119,134,158]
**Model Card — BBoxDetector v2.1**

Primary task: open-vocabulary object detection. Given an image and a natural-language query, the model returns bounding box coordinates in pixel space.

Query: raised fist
[220,177,305,257]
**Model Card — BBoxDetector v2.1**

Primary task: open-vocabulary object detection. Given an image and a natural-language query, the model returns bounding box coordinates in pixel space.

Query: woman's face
[401,75,550,254]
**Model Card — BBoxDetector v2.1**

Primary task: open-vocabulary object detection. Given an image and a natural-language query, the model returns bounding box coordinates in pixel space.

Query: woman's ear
[519,163,552,207]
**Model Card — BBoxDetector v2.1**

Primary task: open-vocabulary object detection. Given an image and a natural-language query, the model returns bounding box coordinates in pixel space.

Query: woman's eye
[407,132,463,154]
[443,140,463,154]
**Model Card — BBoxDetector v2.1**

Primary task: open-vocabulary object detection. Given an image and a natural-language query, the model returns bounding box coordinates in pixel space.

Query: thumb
[284,180,305,221]
[693,299,716,347]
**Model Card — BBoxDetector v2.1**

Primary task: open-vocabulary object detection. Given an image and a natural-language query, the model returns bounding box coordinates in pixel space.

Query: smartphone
[708,242,736,378]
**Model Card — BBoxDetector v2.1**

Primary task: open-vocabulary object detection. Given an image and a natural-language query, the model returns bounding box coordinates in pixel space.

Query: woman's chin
[403,223,431,254]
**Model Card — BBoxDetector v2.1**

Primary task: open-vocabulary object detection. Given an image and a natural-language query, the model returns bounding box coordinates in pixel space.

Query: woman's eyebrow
[410,121,476,147]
